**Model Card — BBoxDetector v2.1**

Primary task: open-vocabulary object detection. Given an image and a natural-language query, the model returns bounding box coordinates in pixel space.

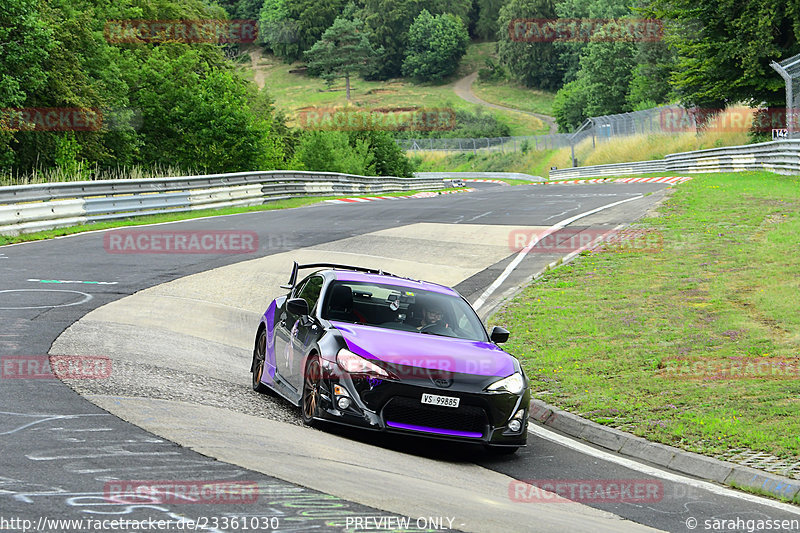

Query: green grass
[413,149,554,177]
[492,171,800,460]
[472,80,556,116]
[0,190,436,246]
[455,41,497,78]
[245,44,546,136]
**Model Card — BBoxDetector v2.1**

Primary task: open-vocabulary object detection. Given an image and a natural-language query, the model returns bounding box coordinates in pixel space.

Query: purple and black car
[251,262,530,453]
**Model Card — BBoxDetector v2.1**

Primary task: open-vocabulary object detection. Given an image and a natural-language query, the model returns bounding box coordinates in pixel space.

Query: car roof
[326,270,458,296]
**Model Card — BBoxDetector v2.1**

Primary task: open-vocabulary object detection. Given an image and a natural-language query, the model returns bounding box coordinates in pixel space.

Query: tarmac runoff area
[52,221,661,533]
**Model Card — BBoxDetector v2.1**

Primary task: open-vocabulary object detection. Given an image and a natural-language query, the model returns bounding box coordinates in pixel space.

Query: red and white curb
[324,188,475,204]
[464,179,509,185]
[540,176,692,185]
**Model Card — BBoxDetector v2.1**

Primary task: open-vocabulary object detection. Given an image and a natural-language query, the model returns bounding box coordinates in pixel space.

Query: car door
[287,275,324,391]
[273,275,312,389]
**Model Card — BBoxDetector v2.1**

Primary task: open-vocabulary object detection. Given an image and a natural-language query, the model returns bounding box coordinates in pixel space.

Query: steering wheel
[420,323,440,333]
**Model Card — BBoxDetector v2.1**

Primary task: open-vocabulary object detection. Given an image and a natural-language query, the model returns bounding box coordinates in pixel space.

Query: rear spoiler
[280,261,394,290]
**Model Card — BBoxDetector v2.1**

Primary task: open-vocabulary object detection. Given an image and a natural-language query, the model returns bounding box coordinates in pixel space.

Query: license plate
[421,393,459,408]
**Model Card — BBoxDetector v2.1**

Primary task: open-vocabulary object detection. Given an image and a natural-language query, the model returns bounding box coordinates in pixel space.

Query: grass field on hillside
[493,171,800,467]
[472,81,556,116]
[243,43,550,136]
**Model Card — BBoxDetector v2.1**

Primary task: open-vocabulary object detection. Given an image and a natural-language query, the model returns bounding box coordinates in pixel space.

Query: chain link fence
[397,105,690,154]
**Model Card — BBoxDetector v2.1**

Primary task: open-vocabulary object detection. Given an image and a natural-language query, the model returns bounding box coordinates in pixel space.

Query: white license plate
[421,393,460,408]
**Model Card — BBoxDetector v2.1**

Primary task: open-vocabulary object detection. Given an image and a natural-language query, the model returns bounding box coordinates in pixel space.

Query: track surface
[2,182,799,532]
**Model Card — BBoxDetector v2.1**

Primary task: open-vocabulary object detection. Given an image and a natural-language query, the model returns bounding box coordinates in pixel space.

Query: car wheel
[301,356,322,427]
[251,330,269,393]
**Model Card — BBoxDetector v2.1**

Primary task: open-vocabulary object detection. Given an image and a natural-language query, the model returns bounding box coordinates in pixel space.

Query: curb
[529,398,800,504]
[537,176,692,185]
[323,188,475,204]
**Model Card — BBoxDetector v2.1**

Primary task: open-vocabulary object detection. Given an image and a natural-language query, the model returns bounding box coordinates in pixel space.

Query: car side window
[296,275,324,312]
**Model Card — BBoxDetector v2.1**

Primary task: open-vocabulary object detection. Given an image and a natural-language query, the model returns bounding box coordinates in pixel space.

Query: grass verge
[0,190,438,246]
[493,171,800,460]
[471,80,556,116]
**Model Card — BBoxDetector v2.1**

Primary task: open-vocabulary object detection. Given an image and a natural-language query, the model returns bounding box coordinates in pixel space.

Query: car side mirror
[287,297,309,316]
[490,326,510,344]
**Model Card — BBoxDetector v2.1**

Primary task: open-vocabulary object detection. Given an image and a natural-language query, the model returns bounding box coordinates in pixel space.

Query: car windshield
[321,280,488,342]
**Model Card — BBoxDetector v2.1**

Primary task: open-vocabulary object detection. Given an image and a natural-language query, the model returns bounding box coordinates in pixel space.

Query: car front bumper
[315,359,530,446]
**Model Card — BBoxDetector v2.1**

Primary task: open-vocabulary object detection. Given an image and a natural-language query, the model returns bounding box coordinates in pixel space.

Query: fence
[396,134,575,153]
[0,170,445,236]
[397,105,688,154]
[549,139,800,179]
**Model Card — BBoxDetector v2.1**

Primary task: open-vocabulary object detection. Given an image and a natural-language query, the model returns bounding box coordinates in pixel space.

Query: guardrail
[549,139,800,179]
[0,170,445,236]
[414,171,543,181]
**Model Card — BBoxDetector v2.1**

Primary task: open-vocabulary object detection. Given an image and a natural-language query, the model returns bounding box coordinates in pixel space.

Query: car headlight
[336,349,388,378]
[486,372,525,395]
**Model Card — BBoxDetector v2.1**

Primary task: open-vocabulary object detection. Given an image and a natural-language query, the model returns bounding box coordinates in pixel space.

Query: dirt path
[248,46,267,89]
[452,72,558,134]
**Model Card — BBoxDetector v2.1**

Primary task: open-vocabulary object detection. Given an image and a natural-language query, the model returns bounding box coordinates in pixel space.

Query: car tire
[251,330,269,393]
[301,356,322,427]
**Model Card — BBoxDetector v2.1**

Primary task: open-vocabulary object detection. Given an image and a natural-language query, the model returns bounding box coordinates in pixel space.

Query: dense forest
[2,0,799,177]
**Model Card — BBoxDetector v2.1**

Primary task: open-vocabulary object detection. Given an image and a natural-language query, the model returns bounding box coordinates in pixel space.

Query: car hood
[331,322,516,377]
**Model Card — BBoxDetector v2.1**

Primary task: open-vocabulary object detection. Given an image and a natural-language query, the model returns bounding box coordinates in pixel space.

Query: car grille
[382,396,488,437]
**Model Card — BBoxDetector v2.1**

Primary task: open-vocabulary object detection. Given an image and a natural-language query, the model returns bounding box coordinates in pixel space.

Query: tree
[0,0,53,168]
[496,0,564,90]
[361,0,471,79]
[627,40,675,109]
[402,10,469,81]
[259,0,300,61]
[579,33,636,117]
[554,0,632,84]
[133,49,283,173]
[474,0,505,40]
[303,13,381,101]
[260,0,346,62]
[552,79,589,132]
[645,0,800,109]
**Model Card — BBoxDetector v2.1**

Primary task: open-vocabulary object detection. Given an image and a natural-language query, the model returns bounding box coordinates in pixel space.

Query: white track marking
[472,195,643,311]
[529,424,800,515]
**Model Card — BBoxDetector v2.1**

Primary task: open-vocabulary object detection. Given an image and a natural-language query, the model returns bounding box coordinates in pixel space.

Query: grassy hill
[240,42,555,137]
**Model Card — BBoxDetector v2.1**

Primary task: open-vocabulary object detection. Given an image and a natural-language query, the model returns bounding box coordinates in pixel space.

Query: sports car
[250,262,531,453]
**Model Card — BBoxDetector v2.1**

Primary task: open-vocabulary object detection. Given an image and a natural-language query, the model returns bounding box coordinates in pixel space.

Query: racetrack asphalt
[3,181,799,532]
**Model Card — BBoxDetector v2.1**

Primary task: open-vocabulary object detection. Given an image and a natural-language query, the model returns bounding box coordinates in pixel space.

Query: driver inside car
[417,302,454,335]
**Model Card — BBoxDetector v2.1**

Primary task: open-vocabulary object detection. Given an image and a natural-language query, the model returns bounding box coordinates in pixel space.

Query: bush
[289,131,374,175]
[478,58,508,82]
[289,129,416,177]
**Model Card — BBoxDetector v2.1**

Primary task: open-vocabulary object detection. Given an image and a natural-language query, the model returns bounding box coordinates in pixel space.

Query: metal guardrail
[549,139,800,179]
[548,161,668,179]
[0,170,445,236]
[414,171,543,181]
